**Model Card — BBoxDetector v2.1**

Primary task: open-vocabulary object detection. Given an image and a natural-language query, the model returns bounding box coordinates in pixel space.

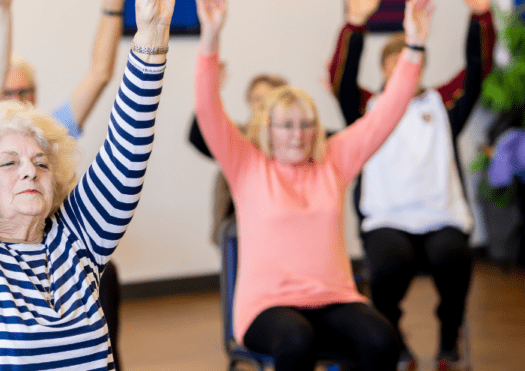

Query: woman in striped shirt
[0,0,174,369]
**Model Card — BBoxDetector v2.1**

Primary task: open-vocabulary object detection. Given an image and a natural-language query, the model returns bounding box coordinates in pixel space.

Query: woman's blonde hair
[10,54,36,84]
[247,86,326,162]
[0,100,79,216]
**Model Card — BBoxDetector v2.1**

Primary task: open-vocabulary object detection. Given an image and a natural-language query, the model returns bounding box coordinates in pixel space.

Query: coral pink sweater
[195,53,421,343]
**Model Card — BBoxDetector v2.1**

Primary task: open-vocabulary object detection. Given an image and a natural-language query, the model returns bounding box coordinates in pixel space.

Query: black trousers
[99,260,121,371]
[362,226,471,351]
[243,302,400,371]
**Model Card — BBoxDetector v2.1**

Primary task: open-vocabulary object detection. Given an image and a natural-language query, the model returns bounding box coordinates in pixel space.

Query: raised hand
[345,0,381,26]
[464,0,491,14]
[133,0,176,63]
[403,0,435,46]
[196,0,227,54]
[197,0,227,34]
[0,0,12,9]
[135,0,176,31]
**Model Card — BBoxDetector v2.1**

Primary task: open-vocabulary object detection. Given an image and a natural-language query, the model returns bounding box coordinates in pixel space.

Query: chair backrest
[218,217,238,352]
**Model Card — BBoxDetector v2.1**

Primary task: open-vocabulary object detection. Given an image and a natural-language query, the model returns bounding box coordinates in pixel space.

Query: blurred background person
[329,0,495,369]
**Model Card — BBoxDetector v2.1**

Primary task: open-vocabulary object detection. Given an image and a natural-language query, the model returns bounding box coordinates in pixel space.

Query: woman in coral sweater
[195,0,434,369]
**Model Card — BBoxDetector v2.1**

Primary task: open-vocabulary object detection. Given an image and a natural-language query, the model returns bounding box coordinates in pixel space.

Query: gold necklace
[43,251,54,310]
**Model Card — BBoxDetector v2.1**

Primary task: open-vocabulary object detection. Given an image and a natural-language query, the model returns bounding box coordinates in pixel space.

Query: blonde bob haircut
[247,86,326,162]
[0,100,79,216]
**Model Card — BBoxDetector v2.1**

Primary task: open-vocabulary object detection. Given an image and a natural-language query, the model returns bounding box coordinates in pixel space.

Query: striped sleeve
[58,51,166,270]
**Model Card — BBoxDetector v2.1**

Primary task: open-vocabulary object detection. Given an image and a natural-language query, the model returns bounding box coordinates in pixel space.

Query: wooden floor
[118,262,525,371]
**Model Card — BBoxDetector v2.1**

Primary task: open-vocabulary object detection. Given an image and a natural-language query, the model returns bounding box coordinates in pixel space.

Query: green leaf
[478,178,518,208]
[468,152,490,172]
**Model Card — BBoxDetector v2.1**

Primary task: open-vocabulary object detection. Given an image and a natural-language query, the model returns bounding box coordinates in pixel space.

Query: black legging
[243,302,400,371]
[99,261,121,371]
[362,226,471,352]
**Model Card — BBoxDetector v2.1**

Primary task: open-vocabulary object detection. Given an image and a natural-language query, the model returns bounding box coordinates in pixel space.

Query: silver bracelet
[131,42,169,55]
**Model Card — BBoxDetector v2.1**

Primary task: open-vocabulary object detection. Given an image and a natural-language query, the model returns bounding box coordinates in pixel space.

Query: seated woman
[194,0,434,370]
[0,1,128,367]
[0,0,174,368]
[329,0,494,369]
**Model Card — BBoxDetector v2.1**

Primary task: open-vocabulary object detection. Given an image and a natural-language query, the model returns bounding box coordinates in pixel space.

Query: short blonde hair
[0,100,79,216]
[9,54,36,85]
[247,86,326,162]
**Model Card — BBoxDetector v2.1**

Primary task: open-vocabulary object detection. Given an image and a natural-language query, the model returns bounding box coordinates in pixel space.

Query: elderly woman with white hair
[0,0,174,368]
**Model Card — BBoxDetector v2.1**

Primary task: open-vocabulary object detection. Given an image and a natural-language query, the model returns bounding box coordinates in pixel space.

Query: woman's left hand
[133,0,176,63]
[403,0,435,47]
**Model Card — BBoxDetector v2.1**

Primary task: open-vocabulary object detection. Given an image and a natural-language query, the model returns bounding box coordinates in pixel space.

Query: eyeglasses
[271,121,316,131]
[1,86,36,101]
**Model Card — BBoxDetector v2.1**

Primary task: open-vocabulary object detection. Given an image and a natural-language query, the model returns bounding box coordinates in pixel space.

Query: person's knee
[360,323,400,365]
[365,229,415,279]
[272,323,316,358]
[426,228,471,267]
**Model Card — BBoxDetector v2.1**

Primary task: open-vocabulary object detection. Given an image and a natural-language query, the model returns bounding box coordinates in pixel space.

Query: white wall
[12,0,474,284]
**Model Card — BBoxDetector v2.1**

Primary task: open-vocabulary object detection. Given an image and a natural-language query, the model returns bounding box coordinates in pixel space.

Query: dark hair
[246,74,288,102]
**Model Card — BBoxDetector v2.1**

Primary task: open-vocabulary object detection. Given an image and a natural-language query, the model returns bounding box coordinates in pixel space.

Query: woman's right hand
[196,0,227,55]
[0,0,12,9]
[345,0,381,26]
[403,0,435,47]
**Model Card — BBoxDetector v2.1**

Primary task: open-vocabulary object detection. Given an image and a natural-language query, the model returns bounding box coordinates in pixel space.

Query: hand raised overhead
[403,0,435,46]
[463,0,491,14]
[345,0,381,26]
[196,0,227,54]
[0,0,12,8]
[196,0,227,35]
[133,0,176,63]
[135,0,176,30]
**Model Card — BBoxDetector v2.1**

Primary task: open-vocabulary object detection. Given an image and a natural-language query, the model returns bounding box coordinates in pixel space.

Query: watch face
[367,0,406,33]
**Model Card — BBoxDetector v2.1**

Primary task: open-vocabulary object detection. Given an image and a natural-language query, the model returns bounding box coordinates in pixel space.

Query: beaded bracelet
[131,42,169,55]
[405,44,426,52]
[102,9,124,16]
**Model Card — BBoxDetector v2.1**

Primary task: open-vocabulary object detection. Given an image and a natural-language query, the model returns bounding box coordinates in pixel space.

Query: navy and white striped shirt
[0,52,165,370]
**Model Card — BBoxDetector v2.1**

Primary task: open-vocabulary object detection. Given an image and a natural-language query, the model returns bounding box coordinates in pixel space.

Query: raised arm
[436,0,495,138]
[195,0,256,186]
[0,0,12,92]
[328,0,433,183]
[330,0,379,125]
[59,0,174,269]
[69,0,125,133]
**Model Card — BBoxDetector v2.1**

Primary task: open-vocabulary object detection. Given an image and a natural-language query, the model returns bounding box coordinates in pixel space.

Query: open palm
[346,0,381,23]
[135,0,176,30]
[196,0,227,34]
[404,0,435,45]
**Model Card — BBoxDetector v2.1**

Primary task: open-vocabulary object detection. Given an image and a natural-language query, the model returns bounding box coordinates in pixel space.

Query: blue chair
[218,217,357,371]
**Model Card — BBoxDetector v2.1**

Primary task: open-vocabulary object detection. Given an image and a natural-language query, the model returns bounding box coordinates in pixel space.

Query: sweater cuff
[344,23,368,33]
[128,50,167,75]
[472,10,492,23]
